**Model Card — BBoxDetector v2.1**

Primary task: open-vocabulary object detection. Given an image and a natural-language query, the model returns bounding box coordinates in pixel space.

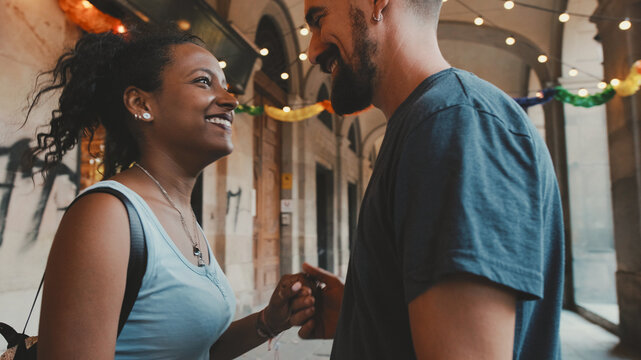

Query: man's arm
[407,274,516,360]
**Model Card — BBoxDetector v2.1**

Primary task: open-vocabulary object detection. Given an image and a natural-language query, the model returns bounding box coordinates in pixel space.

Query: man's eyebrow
[305,6,326,27]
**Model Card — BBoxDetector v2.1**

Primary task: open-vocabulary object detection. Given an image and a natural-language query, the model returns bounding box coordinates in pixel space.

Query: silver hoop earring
[142,112,152,120]
[372,13,383,22]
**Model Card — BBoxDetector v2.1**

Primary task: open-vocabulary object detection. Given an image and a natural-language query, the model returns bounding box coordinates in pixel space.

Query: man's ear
[372,0,390,19]
[123,86,154,122]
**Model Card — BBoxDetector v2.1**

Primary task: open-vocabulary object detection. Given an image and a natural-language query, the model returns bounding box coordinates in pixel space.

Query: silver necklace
[135,163,205,267]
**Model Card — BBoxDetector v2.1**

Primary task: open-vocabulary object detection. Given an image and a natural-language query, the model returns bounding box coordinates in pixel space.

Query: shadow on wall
[0,138,77,248]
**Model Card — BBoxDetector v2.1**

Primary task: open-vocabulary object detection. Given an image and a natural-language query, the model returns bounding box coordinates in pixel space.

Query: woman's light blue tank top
[81,181,236,360]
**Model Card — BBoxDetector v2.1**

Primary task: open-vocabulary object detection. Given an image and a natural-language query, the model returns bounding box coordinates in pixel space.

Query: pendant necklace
[135,163,206,267]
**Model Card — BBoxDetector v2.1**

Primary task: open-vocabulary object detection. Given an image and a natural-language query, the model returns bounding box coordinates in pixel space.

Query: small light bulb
[260,48,269,56]
[598,82,607,89]
[568,68,578,77]
[536,91,544,99]
[505,36,516,46]
[219,60,227,69]
[538,55,548,63]
[116,25,126,33]
[504,1,514,10]
[299,52,308,61]
[81,0,93,9]
[474,16,484,26]
[619,18,632,31]
[558,13,570,23]
[176,19,191,31]
[283,106,291,113]
[610,78,621,87]
[578,88,589,97]
[300,27,310,36]
[281,72,290,80]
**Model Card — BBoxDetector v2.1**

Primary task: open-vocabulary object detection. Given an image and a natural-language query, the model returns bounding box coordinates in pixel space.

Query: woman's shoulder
[57,181,132,256]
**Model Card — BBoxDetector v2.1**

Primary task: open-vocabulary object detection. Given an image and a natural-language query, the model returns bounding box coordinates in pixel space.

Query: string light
[568,68,578,77]
[536,91,544,98]
[116,25,126,33]
[281,72,290,80]
[299,52,308,61]
[219,60,227,69]
[578,88,589,97]
[598,82,608,89]
[450,0,612,82]
[558,12,570,23]
[610,78,621,87]
[81,0,92,8]
[299,26,310,36]
[259,48,269,56]
[619,18,632,30]
[176,19,191,31]
[283,106,291,112]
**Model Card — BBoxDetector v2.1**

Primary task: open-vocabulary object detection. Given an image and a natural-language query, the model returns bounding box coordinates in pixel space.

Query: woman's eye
[195,77,211,86]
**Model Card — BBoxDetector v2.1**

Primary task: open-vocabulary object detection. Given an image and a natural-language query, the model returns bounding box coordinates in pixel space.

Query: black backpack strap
[64,186,148,337]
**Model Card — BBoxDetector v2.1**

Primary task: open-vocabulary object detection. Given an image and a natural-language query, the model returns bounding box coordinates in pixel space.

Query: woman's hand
[262,273,316,335]
[298,262,344,339]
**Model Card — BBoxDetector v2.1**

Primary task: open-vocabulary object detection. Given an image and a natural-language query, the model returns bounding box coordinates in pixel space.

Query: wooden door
[253,85,282,304]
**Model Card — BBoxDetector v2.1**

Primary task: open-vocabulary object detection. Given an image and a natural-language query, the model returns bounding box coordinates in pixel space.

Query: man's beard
[330,7,377,115]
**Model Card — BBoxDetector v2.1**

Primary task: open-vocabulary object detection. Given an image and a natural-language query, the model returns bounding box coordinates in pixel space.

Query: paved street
[237,327,332,360]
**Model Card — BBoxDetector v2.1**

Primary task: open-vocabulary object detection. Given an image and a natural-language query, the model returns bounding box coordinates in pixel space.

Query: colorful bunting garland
[554,86,616,108]
[614,61,641,97]
[244,61,640,121]
[514,88,557,109]
[235,99,374,122]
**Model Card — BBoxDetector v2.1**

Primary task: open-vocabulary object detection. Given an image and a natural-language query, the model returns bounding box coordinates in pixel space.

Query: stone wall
[0,0,81,347]
[593,0,641,351]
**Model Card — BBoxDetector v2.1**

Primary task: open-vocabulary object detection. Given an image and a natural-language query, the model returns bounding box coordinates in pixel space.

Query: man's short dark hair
[405,0,442,18]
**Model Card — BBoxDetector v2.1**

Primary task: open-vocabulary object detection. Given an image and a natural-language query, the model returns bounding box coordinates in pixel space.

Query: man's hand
[298,262,344,339]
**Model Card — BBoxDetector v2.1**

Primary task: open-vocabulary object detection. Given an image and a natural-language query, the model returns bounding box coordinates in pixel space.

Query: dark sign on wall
[105,0,258,94]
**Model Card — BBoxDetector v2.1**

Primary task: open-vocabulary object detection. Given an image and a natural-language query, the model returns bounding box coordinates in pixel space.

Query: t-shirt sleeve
[396,104,544,304]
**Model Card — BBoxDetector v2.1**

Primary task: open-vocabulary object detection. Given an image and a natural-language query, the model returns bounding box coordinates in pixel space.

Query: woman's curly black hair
[25,24,203,179]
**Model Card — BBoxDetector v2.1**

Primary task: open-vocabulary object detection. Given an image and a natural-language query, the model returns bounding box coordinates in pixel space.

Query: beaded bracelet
[256,309,277,339]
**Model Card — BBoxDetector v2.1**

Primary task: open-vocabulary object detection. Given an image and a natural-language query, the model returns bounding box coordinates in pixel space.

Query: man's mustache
[317,45,341,74]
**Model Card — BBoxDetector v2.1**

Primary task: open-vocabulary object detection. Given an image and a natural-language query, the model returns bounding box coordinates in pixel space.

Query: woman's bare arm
[37,193,130,360]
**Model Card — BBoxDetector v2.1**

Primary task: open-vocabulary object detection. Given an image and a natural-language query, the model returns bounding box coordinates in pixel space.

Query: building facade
[1,0,639,352]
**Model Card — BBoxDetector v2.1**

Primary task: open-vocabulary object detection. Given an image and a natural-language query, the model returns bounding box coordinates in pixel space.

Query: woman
[26,25,315,359]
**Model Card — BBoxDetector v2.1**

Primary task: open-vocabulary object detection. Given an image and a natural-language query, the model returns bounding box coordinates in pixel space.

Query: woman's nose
[217,89,239,110]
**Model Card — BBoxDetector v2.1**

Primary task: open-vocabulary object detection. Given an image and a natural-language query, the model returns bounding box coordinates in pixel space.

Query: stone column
[592,0,641,350]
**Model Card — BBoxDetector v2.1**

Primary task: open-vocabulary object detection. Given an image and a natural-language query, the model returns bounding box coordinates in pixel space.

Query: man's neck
[372,26,450,119]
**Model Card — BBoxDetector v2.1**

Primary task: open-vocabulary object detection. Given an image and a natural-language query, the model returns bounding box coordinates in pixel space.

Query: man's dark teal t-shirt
[330,68,564,359]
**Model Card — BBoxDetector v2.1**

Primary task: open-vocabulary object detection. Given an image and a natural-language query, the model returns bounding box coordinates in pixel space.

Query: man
[297,0,565,359]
